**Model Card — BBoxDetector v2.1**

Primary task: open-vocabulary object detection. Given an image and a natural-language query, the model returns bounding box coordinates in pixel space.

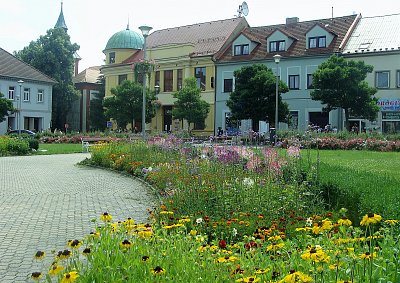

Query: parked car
[6,129,36,135]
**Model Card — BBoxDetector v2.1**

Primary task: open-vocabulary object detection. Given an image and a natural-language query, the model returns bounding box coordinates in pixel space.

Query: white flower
[232,228,238,237]
[196,218,203,224]
[242,177,255,188]
[306,217,313,226]
[147,167,153,172]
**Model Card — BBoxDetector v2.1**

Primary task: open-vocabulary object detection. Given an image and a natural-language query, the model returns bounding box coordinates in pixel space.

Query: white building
[0,47,56,134]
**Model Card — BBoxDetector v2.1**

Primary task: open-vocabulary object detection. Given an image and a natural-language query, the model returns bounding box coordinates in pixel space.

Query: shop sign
[377,98,400,111]
[382,112,400,120]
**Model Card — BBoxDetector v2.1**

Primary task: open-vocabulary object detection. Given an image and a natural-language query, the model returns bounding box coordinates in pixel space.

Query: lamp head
[154,85,160,94]
[273,54,281,64]
[139,25,152,37]
[17,79,24,86]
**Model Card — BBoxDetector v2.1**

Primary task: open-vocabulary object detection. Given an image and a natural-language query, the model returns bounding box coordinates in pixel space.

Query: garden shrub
[27,138,39,150]
[0,136,30,156]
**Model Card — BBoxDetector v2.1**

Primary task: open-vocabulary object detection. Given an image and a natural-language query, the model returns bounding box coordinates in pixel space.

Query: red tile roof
[216,14,358,63]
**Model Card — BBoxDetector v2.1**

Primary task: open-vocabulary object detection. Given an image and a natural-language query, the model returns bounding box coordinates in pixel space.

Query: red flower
[219,239,227,249]
[244,241,257,250]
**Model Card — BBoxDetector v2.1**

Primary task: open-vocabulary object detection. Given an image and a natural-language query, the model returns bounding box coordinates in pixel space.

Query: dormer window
[234,44,249,56]
[269,40,285,52]
[109,52,115,64]
[309,36,326,48]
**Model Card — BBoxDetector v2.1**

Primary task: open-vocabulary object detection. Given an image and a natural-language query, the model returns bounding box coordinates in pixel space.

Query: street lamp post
[139,25,153,140]
[154,84,160,132]
[273,55,281,145]
[17,80,24,134]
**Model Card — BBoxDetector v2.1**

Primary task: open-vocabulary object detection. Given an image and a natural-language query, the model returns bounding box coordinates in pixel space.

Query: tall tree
[89,75,107,131]
[15,28,79,130]
[172,77,210,130]
[227,64,289,131]
[103,80,155,130]
[310,55,378,130]
[0,92,15,122]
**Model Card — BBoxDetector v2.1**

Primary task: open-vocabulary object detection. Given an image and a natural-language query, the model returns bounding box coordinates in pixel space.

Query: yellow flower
[34,250,45,261]
[360,213,382,226]
[217,256,239,263]
[61,271,79,283]
[384,219,399,225]
[360,251,377,260]
[99,212,112,222]
[150,266,165,275]
[236,276,261,282]
[190,230,197,236]
[48,264,64,276]
[337,217,352,226]
[120,239,132,249]
[82,248,91,256]
[266,242,285,252]
[31,272,42,281]
[67,239,82,249]
[301,246,330,263]
[279,271,312,283]
[56,249,72,260]
[137,230,153,238]
[178,217,191,223]
[268,235,283,241]
[255,268,269,274]
[159,211,174,215]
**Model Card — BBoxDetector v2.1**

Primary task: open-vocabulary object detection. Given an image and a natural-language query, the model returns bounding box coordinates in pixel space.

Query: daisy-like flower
[137,230,153,238]
[61,271,79,283]
[360,213,382,226]
[141,255,150,262]
[301,246,330,263]
[266,242,285,252]
[99,212,112,222]
[82,248,91,256]
[217,256,239,263]
[242,177,255,188]
[34,250,45,261]
[305,217,313,226]
[159,211,174,215]
[190,230,197,236]
[255,268,270,274]
[120,239,132,249]
[384,219,399,225]
[150,266,165,275]
[196,218,203,224]
[337,216,352,226]
[67,239,82,249]
[56,249,72,260]
[48,264,64,276]
[31,272,42,281]
[359,251,377,260]
[236,276,260,282]
[279,270,312,283]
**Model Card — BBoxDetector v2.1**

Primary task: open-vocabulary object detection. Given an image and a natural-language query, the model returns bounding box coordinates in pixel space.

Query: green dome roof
[105,28,144,50]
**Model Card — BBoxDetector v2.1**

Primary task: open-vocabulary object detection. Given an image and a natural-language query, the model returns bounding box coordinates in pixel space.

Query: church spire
[55,1,68,32]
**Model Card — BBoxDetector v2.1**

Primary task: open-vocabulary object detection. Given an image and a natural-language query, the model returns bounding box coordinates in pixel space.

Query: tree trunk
[344,108,350,131]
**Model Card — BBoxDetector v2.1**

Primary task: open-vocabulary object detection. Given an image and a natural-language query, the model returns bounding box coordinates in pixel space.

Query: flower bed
[302,137,400,151]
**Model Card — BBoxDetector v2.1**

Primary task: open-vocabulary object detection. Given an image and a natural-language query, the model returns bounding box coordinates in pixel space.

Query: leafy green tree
[89,75,107,131]
[227,64,289,131]
[15,28,80,130]
[310,55,378,130]
[103,80,155,130]
[172,77,210,130]
[0,92,15,122]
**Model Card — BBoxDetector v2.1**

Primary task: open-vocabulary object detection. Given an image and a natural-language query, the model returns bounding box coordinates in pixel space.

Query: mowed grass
[35,143,83,155]
[304,150,400,219]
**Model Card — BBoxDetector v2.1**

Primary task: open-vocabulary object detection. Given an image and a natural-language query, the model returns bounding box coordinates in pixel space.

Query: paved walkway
[0,153,156,282]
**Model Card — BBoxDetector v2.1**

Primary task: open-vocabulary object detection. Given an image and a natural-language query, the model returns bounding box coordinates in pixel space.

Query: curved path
[0,153,156,282]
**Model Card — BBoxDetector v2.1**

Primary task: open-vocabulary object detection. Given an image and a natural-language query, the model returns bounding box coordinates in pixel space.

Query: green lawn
[303,150,400,219]
[35,143,83,155]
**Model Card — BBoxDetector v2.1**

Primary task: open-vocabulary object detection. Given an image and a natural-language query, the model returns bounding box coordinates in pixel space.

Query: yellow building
[102,18,248,134]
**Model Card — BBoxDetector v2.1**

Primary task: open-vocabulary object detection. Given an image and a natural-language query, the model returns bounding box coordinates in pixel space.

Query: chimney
[286,17,299,25]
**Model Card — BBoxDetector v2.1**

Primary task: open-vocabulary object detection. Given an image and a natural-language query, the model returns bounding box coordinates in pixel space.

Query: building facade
[0,48,56,134]
[102,18,248,134]
[342,13,400,133]
[214,15,359,134]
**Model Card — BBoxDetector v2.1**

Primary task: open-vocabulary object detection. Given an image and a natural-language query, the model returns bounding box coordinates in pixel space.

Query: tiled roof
[146,17,248,57]
[342,13,400,54]
[216,14,358,63]
[0,47,56,84]
[73,66,101,84]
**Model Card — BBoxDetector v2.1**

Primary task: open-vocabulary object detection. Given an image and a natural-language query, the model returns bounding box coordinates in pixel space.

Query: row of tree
[0,26,378,132]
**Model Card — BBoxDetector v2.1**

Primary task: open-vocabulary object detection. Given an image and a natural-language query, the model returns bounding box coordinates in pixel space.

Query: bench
[81,137,112,152]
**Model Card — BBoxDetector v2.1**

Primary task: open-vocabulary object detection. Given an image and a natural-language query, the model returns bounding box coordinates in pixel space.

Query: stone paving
[0,153,156,282]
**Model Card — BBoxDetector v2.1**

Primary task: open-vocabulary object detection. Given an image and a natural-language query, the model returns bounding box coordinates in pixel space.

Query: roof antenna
[331,6,334,21]
[127,17,130,30]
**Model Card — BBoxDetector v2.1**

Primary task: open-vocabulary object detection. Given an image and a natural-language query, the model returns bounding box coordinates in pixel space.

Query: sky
[1,0,399,71]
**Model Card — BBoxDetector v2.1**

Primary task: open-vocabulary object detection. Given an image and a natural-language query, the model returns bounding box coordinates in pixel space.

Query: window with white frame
[8,86,15,100]
[195,67,206,90]
[37,90,44,103]
[269,40,285,52]
[288,75,300,90]
[23,88,30,101]
[397,70,400,88]
[309,36,326,48]
[234,44,249,56]
[307,74,314,89]
[376,71,390,88]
